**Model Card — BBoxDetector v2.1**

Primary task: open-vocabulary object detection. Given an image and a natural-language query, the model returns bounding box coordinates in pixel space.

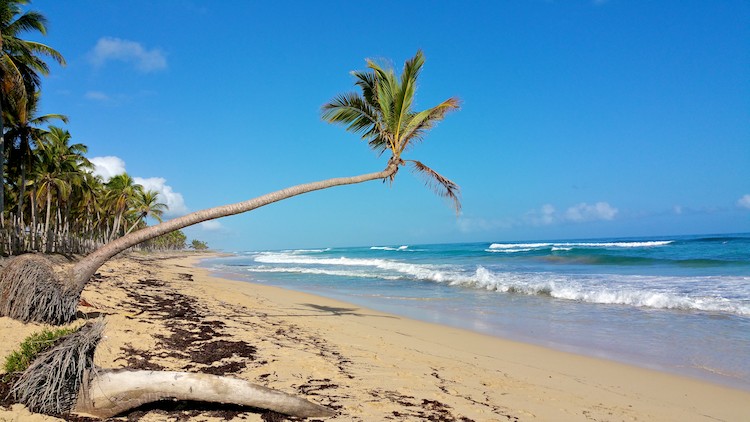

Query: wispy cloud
[199,220,224,231]
[458,201,618,234]
[89,37,167,73]
[526,202,618,226]
[738,194,750,210]
[525,202,619,226]
[565,202,618,222]
[85,90,110,102]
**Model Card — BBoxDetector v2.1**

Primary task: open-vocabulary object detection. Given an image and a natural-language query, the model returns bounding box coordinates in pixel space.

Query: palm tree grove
[0,1,191,255]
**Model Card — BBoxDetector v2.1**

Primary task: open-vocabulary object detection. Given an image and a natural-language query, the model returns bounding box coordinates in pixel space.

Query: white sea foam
[246,266,402,280]
[488,241,673,250]
[489,243,552,249]
[284,248,330,254]
[485,248,533,253]
[249,251,749,316]
[370,245,409,251]
[448,267,750,316]
[253,252,466,284]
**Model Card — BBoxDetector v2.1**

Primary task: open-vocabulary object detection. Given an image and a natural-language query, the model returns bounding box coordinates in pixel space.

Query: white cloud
[738,194,750,210]
[199,220,224,231]
[90,156,126,181]
[85,91,110,101]
[565,202,618,222]
[89,37,167,73]
[525,204,557,226]
[525,201,618,226]
[90,156,188,217]
[134,177,188,217]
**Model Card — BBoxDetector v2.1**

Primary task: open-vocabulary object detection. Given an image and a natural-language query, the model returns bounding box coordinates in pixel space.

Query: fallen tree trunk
[11,320,335,419]
[75,369,334,419]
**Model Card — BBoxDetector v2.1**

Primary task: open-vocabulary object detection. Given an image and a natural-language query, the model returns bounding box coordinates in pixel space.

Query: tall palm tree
[322,49,461,212]
[5,89,67,221]
[0,50,460,326]
[0,0,65,218]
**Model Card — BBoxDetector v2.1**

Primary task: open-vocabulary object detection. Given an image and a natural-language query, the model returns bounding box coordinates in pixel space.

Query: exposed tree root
[0,254,79,324]
[11,318,103,414]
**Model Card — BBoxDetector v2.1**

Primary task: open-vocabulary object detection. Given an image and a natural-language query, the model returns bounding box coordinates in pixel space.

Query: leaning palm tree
[0,0,65,218]
[0,50,459,326]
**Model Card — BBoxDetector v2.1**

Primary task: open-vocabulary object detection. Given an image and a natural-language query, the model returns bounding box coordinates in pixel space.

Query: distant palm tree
[104,173,144,241]
[0,50,461,326]
[0,0,65,217]
[322,49,461,212]
[124,189,167,235]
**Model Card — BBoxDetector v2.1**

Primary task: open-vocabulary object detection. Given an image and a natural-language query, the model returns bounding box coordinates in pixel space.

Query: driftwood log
[10,320,335,419]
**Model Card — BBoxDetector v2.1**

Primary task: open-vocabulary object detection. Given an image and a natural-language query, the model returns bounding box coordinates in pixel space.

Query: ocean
[199,233,750,390]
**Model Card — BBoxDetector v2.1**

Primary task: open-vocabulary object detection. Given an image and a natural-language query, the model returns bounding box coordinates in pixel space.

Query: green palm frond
[351,70,377,105]
[321,92,378,136]
[323,51,461,212]
[400,97,460,152]
[408,160,461,214]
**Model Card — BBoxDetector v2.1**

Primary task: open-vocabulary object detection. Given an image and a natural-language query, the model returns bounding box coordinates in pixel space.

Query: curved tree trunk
[72,161,398,293]
[75,369,335,419]
[0,161,398,324]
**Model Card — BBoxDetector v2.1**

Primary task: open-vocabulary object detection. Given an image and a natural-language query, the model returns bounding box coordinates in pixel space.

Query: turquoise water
[200,233,750,390]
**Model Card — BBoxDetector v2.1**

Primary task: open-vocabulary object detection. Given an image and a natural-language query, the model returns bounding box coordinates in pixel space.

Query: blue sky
[26,0,750,251]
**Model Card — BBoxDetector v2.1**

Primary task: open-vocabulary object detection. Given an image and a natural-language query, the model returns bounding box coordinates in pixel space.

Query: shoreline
[1,251,749,421]
[199,252,750,392]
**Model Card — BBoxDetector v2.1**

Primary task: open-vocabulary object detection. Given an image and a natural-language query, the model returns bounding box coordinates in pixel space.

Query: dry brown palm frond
[408,160,461,214]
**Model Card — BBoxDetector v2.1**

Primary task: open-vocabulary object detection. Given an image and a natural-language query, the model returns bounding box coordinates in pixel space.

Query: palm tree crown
[321,50,461,212]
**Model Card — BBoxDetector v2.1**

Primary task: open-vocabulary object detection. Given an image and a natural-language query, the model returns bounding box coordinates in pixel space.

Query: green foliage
[3,326,78,377]
[190,239,209,250]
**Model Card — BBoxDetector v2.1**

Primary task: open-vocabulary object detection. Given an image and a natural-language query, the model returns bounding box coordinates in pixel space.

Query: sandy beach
[1,252,749,421]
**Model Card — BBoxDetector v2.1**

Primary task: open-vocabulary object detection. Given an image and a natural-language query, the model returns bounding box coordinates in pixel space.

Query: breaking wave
[248,251,750,316]
[488,240,674,250]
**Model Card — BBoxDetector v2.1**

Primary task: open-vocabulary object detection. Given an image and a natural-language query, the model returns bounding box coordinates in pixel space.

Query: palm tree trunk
[43,189,52,253]
[0,93,5,222]
[71,163,398,290]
